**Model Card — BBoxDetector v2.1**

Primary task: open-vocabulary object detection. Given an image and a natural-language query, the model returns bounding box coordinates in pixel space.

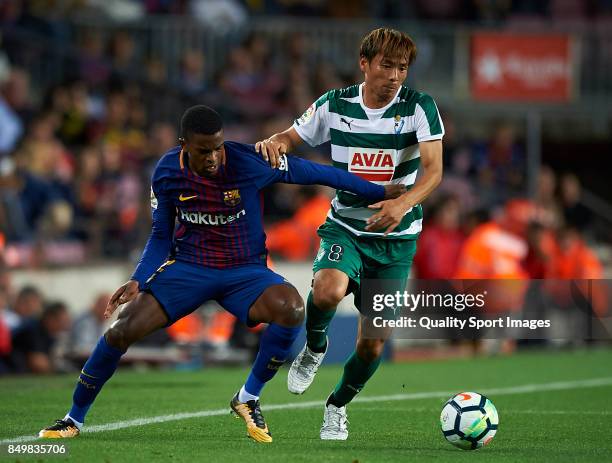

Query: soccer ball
[440,392,499,450]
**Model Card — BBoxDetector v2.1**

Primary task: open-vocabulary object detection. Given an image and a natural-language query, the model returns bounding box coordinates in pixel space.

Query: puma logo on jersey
[348,147,395,181]
[340,117,353,130]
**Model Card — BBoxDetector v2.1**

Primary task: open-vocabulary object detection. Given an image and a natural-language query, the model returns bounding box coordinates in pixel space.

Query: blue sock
[68,335,124,424]
[244,323,301,397]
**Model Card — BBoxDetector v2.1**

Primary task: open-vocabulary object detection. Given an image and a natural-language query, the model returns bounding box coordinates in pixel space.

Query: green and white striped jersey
[293,83,444,239]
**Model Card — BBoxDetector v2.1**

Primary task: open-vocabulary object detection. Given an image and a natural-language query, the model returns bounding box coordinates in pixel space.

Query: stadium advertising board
[471,33,574,102]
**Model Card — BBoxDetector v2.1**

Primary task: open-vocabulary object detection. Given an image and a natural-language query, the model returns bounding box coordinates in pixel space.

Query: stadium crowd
[0,2,608,374]
[3,0,612,23]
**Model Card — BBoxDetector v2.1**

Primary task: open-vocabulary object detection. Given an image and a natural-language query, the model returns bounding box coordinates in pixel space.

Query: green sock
[305,291,336,353]
[329,351,382,407]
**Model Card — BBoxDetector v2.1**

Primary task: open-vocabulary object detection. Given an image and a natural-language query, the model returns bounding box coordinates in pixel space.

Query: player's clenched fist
[105,280,139,319]
[255,138,287,169]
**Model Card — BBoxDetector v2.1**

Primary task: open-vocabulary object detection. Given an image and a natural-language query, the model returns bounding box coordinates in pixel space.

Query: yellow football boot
[39,419,80,438]
[230,393,272,443]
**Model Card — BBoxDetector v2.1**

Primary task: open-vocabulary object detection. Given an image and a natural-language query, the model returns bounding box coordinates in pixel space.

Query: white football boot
[320,402,348,440]
[287,340,327,394]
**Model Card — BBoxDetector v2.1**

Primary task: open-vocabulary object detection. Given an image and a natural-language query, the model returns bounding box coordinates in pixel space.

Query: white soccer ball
[440,392,499,450]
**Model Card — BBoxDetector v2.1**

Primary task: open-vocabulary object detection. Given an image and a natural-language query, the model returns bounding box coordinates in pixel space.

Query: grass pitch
[1,348,611,462]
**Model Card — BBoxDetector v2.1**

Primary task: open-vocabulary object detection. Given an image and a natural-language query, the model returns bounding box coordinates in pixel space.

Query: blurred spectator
[9,300,72,374]
[78,31,111,87]
[219,36,285,121]
[435,115,478,213]
[13,113,76,240]
[4,285,44,331]
[51,80,92,147]
[523,222,556,279]
[284,43,316,114]
[472,122,526,205]
[17,112,73,184]
[0,286,12,359]
[0,68,24,156]
[144,56,168,86]
[190,0,248,33]
[414,195,464,279]
[462,208,491,236]
[108,31,139,78]
[546,226,603,280]
[177,49,207,96]
[0,156,31,241]
[166,312,207,344]
[147,122,178,161]
[471,0,513,23]
[559,173,593,230]
[96,140,143,256]
[454,199,533,313]
[544,225,607,317]
[416,0,463,20]
[534,165,562,228]
[70,293,110,355]
[0,267,13,302]
[1,66,32,127]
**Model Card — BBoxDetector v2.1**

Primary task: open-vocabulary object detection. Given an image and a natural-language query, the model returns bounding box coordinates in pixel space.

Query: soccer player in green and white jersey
[256,28,444,440]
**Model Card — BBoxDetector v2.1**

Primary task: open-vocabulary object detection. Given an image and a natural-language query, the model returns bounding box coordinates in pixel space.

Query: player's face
[360,53,408,104]
[183,131,225,177]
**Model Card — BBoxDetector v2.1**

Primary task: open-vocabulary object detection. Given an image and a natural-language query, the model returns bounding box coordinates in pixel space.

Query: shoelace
[246,401,266,429]
[299,350,322,375]
[51,420,71,430]
[326,408,348,431]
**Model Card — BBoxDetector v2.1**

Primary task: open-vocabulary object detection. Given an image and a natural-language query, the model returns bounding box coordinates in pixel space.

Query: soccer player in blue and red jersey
[39,105,404,443]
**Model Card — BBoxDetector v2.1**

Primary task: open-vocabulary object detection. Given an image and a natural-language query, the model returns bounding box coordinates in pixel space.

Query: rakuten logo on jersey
[179,209,246,225]
[348,148,395,181]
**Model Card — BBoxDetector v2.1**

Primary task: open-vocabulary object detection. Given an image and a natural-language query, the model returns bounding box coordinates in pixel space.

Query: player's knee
[312,283,345,310]
[105,321,136,352]
[274,294,305,327]
[356,339,385,363]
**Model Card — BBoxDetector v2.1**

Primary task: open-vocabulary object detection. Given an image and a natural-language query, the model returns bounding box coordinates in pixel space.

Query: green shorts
[312,218,417,313]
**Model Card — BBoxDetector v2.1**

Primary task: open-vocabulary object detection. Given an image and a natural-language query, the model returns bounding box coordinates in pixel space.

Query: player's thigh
[312,269,350,308]
[143,259,222,325]
[355,239,417,315]
[219,265,297,326]
[312,220,362,305]
[106,292,169,349]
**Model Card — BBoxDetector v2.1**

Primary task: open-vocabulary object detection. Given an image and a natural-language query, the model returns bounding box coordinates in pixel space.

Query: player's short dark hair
[180,105,223,140]
[360,28,417,65]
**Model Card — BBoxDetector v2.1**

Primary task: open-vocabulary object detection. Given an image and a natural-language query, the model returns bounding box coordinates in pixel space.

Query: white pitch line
[356,407,612,416]
[2,376,611,445]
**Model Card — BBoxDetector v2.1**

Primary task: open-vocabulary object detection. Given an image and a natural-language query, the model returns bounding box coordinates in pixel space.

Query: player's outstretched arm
[366,140,443,235]
[275,155,405,201]
[255,127,303,169]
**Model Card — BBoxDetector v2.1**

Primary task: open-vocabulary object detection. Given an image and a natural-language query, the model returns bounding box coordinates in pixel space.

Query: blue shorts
[143,259,290,327]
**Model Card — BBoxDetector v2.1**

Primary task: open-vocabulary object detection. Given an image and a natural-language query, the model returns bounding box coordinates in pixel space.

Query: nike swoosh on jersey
[179,194,198,201]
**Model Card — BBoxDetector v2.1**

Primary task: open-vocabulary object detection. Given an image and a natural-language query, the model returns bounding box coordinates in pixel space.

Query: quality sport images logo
[348,147,395,181]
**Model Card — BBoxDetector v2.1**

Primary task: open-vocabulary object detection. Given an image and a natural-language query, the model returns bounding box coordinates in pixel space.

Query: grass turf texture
[1,348,611,462]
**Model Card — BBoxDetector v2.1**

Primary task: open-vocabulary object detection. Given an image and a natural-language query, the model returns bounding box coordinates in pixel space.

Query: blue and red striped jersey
[131,141,385,286]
